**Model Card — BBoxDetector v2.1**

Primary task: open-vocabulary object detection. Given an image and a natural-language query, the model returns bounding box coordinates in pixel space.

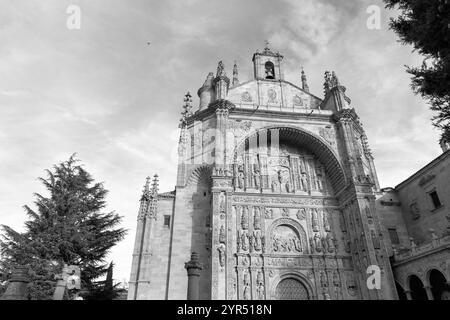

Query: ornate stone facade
[127,44,449,300]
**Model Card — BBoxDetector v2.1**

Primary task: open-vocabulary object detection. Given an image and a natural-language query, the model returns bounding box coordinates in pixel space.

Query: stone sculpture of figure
[326,232,335,253]
[241,231,249,251]
[265,208,273,219]
[257,283,265,300]
[333,271,340,287]
[323,210,331,232]
[296,208,306,220]
[300,172,309,191]
[294,237,302,252]
[243,283,251,300]
[314,233,322,252]
[219,225,226,244]
[217,243,226,267]
[320,272,328,288]
[371,230,380,249]
[237,231,241,252]
[257,270,264,286]
[241,206,249,230]
[316,167,324,191]
[273,235,281,252]
[253,230,262,251]
[237,169,245,189]
[219,192,226,213]
[261,235,266,253]
[217,60,225,77]
[254,168,261,189]
[311,208,319,232]
[282,208,289,217]
[254,207,261,230]
[271,177,279,192]
[343,236,351,253]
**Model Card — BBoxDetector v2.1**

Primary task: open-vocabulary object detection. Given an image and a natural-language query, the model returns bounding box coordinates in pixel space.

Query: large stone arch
[232,125,347,194]
[269,271,316,300]
[266,217,309,254]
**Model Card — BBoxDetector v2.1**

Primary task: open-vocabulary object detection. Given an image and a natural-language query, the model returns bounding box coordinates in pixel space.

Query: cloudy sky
[0,0,442,284]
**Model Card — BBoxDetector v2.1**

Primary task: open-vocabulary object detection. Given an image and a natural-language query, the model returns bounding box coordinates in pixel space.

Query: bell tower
[252,41,285,81]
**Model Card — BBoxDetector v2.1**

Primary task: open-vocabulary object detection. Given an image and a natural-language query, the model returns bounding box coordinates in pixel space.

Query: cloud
[0,0,442,282]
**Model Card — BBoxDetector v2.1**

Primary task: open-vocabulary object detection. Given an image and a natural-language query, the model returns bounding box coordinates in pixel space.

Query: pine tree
[0,154,127,300]
[384,0,450,140]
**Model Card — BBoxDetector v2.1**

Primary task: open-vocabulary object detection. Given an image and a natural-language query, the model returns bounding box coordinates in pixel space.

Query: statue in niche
[243,283,251,300]
[296,208,307,220]
[261,235,266,252]
[316,167,325,191]
[248,233,254,253]
[253,167,261,189]
[253,230,262,251]
[320,272,328,287]
[294,236,302,252]
[323,210,331,232]
[365,203,372,218]
[300,172,309,191]
[311,208,319,232]
[217,243,226,267]
[254,207,261,230]
[271,178,279,192]
[333,271,340,287]
[237,165,245,189]
[371,230,380,249]
[241,206,249,230]
[343,236,351,253]
[257,270,264,286]
[219,192,226,213]
[256,283,264,300]
[219,225,226,244]
[241,231,249,251]
[265,208,273,219]
[237,232,241,253]
[314,233,322,252]
[326,232,335,253]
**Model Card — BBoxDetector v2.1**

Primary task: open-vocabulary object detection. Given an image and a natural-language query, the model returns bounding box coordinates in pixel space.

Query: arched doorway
[429,269,450,300]
[275,278,309,300]
[409,275,428,300]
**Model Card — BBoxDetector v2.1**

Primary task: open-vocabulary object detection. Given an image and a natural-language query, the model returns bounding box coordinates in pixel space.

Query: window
[264,61,275,79]
[429,190,442,209]
[388,228,400,245]
[163,215,171,227]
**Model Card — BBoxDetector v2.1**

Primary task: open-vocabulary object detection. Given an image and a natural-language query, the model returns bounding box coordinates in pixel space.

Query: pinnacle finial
[151,174,159,194]
[264,40,270,51]
[232,61,239,86]
[301,67,310,93]
[180,92,193,127]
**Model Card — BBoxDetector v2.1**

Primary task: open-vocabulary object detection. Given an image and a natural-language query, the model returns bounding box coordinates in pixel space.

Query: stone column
[423,285,434,300]
[185,252,204,300]
[404,290,412,300]
[0,266,29,300]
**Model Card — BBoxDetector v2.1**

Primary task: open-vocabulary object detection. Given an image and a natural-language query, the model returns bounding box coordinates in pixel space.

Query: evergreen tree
[0,155,127,300]
[384,0,450,140]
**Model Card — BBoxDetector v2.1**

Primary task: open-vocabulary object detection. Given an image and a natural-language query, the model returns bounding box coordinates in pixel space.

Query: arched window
[429,269,450,300]
[409,275,428,300]
[265,61,275,79]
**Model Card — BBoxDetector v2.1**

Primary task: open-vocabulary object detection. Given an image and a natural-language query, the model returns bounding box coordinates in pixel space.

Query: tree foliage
[384,0,450,140]
[0,155,127,299]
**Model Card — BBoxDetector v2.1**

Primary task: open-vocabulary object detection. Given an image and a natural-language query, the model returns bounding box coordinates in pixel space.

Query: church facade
[127,44,450,300]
